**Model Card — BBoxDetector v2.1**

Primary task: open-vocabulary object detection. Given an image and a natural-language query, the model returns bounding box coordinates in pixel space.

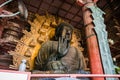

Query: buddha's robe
[34,41,85,73]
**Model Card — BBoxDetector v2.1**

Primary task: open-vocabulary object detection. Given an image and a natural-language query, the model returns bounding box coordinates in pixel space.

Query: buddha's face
[62,26,72,42]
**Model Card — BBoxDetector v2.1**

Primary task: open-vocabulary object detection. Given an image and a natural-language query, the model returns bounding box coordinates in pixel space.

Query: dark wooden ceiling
[22,0,108,29]
[2,0,119,29]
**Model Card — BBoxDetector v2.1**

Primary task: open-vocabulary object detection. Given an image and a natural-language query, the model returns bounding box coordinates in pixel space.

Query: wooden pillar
[77,0,104,80]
